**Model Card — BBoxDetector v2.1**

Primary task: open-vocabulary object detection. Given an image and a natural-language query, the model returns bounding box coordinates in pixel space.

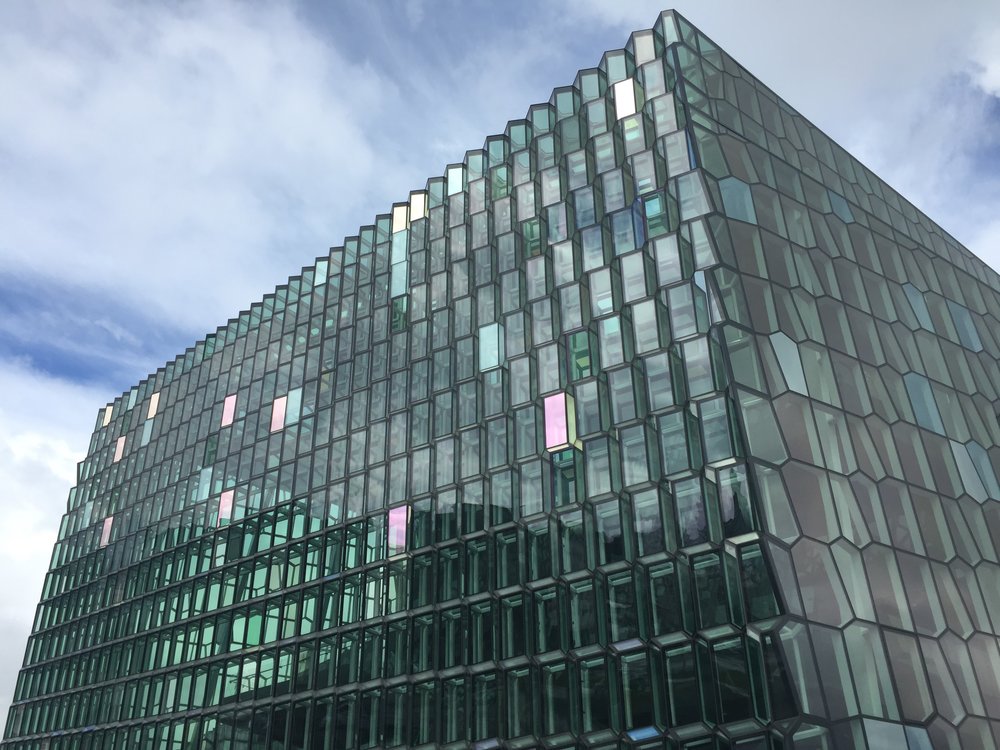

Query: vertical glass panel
[285,387,302,426]
[903,373,944,434]
[621,425,651,486]
[693,552,729,628]
[632,300,660,353]
[472,673,498,741]
[599,315,627,367]
[382,686,406,748]
[544,392,580,451]
[568,578,598,648]
[739,543,779,621]
[221,394,237,427]
[595,499,626,564]
[506,666,532,738]
[676,477,708,547]
[648,560,685,636]
[217,490,234,527]
[576,380,604,436]
[770,333,807,394]
[606,570,638,641]
[568,331,593,380]
[478,322,505,371]
[540,661,570,735]
[614,78,638,119]
[271,396,288,433]
[633,489,666,556]
[412,680,436,745]
[146,391,160,419]
[903,284,933,330]
[828,190,854,222]
[719,177,757,223]
[967,441,1000,499]
[579,656,611,732]
[500,595,525,658]
[676,172,710,220]
[717,465,754,537]
[387,506,409,556]
[947,300,982,351]
[664,645,701,727]
[700,397,734,464]
[113,436,125,463]
[713,637,752,722]
[659,410,691,476]
[585,437,615,498]
[951,441,988,502]
[683,336,713,396]
[99,516,114,548]
[533,587,561,653]
[644,352,674,410]
[621,651,656,734]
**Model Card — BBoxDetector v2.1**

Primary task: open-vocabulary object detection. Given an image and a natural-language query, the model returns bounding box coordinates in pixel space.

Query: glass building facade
[5,10,1000,750]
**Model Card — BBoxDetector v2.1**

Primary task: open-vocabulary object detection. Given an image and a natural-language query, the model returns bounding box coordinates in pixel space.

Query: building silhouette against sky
[5,9,1000,750]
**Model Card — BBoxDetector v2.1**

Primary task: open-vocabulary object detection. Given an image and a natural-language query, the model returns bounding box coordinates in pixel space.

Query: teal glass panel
[903,373,944,434]
[719,177,757,223]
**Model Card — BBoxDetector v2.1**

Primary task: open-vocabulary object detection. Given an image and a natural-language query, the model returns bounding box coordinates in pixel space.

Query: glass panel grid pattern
[4,10,1000,750]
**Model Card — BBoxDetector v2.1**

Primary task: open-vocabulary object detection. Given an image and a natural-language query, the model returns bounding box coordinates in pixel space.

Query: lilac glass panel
[218,490,234,527]
[544,393,569,450]
[270,396,287,432]
[99,516,113,548]
[221,394,237,427]
[113,436,125,463]
[387,506,410,555]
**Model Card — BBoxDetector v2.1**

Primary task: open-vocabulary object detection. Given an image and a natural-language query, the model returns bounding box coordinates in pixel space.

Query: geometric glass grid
[4,10,1000,750]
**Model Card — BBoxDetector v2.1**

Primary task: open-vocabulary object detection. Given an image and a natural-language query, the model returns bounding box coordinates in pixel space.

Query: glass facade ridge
[5,8,1000,750]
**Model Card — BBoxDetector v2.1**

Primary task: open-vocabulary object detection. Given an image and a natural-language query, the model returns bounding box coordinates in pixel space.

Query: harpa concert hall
[4,9,1000,750]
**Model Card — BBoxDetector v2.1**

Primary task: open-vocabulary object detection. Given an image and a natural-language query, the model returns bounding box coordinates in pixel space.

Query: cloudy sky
[1,0,999,728]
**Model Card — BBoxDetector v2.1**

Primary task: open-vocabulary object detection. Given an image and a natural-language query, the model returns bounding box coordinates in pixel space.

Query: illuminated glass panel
[270,396,287,433]
[217,490,235,527]
[387,506,409,556]
[146,392,160,419]
[221,394,237,428]
[543,391,580,451]
[99,516,113,548]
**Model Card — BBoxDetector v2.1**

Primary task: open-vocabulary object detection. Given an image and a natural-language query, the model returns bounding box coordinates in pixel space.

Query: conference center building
[5,9,1000,750]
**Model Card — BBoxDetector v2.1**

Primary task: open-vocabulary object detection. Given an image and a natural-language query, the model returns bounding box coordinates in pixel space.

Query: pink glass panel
[99,516,114,548]
[544,393,569,449]
[113,436,125,463]
[270,396,287,432]
[147,392,160,419]
[221,394,237,427]
[387,506,410,555]
[218,490,234,527]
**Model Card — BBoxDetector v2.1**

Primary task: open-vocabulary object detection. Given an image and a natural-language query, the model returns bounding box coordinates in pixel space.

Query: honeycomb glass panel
[9,12,1000,750]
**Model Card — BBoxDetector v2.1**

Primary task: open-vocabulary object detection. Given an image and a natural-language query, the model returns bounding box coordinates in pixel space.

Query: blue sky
[2,0,1000,726]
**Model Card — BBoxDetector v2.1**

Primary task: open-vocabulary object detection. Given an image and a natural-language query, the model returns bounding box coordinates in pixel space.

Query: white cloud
[972,25,1000,96]
[0,0,406,335]
[0,361,105,731]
